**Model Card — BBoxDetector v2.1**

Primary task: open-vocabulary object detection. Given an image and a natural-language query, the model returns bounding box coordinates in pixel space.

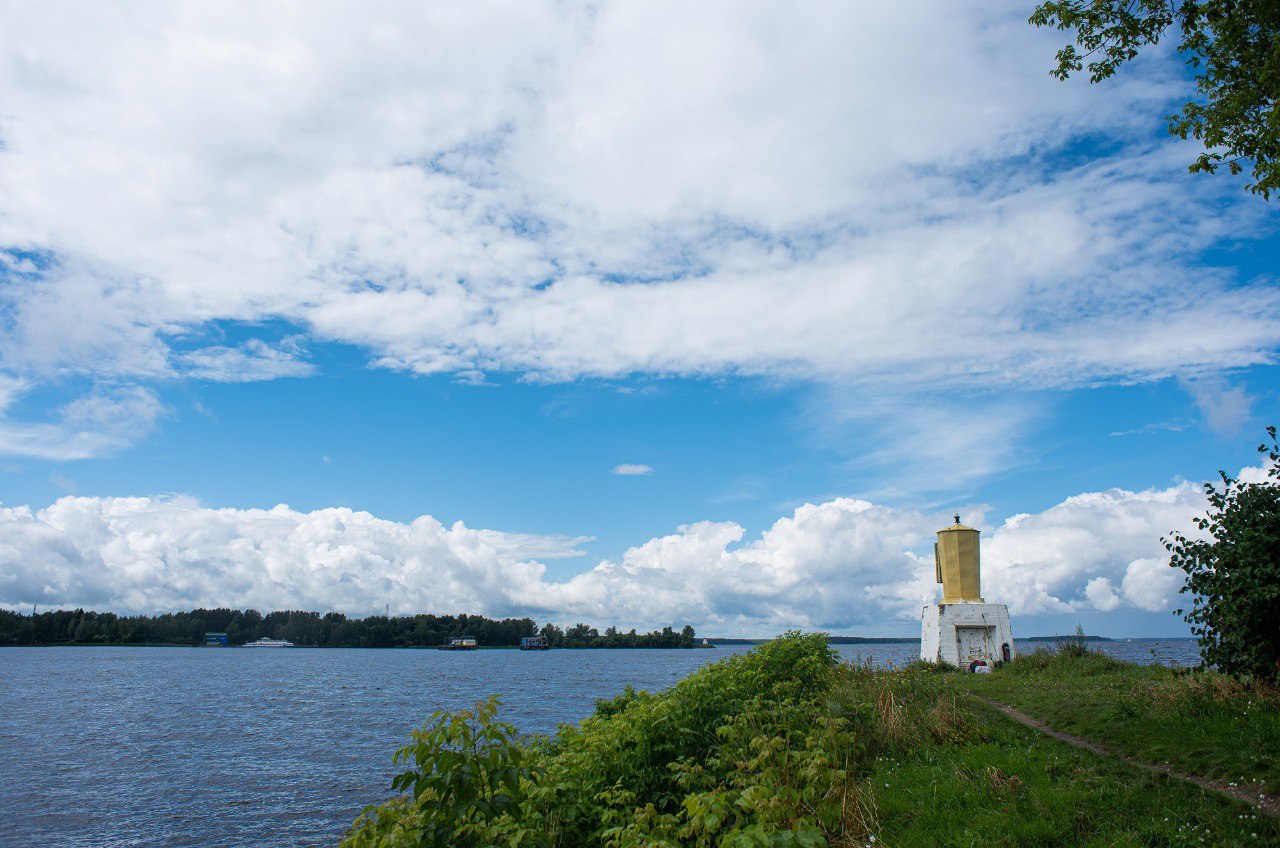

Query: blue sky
[10,364,1276,570]
[0,2,1276,637]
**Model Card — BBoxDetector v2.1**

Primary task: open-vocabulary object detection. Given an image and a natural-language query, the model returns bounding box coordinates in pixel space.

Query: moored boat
[242,637,296,648]
[520,636,549,650]
[439,636,478,651]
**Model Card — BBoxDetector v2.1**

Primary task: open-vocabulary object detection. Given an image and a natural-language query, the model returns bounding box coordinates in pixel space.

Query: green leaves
[343,634,870,848]
[345,696,547,848]
[1166,425,1280,681]
[1031,0,1280,199]
[1030,0,1173,83]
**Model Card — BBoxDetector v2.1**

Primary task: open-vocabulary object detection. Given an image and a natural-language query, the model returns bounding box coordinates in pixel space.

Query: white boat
[242,637,295,648]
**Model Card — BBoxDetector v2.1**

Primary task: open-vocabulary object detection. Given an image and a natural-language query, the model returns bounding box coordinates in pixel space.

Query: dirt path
[968,693,1279,816]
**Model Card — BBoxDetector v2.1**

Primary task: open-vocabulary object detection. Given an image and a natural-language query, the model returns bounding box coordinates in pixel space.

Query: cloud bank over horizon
[0,474,1213,635]
[0,2,1277,459]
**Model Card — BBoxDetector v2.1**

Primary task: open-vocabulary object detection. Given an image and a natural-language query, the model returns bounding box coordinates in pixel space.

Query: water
[0,639,1198,847]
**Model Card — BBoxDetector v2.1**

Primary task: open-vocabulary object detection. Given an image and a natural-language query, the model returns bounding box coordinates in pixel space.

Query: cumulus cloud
[0,2,1274,398]
[612,464,652,476]
[981,483,1207,617]
[0,476,1212,633]
[1120,557,1186,613]
[1084,577,1122,612]
[0,496,590,618]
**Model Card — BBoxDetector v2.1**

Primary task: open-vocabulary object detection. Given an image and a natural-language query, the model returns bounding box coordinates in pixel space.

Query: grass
[343,638,1279,847]
[955,647,1280,795]
[836,661,1280,847]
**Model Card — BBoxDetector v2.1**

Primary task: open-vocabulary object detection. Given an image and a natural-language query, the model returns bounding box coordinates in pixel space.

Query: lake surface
[0,638,1198,848]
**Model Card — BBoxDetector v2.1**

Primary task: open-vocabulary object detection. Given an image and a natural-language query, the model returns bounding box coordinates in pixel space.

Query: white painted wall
[920,603,1016,667]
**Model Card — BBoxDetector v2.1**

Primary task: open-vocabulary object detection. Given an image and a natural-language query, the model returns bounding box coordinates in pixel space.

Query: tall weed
[998,645,1123,676]
[835,661,983,755]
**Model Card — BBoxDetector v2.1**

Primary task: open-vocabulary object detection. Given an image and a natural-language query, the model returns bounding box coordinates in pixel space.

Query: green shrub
[342,696,546,848]
[342,632,877,848]
[1167,426,1280,682]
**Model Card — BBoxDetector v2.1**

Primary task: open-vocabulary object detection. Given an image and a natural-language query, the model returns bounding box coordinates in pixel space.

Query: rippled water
[0,638,1198,847]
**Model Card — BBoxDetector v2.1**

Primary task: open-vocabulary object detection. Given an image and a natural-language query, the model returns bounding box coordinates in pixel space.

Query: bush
[342,632,878,848]
[1166,426,1280,682]
[342,696,546,848]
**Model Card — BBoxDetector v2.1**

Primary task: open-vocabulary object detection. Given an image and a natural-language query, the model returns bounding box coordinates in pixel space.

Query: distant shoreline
[1,608,706,650]
[4,634,1196,649]
[2,642,716,650]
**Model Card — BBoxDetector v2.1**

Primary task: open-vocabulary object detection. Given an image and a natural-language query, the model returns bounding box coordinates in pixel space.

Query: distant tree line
[538,622,697,649]
[0,607,700,649]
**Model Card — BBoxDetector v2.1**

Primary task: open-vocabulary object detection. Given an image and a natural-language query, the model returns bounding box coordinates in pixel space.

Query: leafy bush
[1166,426,1280,682]
[342,696,546,848]
[342,633,885,848]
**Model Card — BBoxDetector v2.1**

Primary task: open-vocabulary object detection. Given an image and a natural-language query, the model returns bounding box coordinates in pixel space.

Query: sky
[0,1,1276,638]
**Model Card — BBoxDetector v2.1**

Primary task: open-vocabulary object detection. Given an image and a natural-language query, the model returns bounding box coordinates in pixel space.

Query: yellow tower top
[934,514,983,603]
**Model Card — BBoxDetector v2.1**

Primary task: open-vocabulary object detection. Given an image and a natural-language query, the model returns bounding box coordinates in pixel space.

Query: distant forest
[0,607,702,649]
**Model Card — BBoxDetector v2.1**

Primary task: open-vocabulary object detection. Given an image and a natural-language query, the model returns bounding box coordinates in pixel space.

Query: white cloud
[1238,464,1271,485]
[178,338,315,382]
[0,379,165,460]
[981,482,1207,616]
[1182,376,1254,436]
[801,388,1044,499]
[1109,421,1189,437]
[1121,557,1185,613]
[1084,577,1122,612]
[612,463,652,476]
[0,496,590,617]
[0,475,1214,633]
[0,2,1273,400]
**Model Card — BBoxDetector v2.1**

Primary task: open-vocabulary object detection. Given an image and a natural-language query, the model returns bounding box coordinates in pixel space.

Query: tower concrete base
[920,603,1016,667]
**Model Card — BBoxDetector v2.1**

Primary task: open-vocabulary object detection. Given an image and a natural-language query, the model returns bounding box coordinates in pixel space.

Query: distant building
[204,632,229,647]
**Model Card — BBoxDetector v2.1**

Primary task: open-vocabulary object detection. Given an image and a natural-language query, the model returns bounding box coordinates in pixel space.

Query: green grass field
[839,659,1278,847]
[956,647,1280,796]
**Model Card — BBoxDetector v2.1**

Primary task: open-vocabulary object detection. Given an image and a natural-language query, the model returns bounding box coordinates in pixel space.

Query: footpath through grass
[849,661,1277,847]
[957,646,1280,797]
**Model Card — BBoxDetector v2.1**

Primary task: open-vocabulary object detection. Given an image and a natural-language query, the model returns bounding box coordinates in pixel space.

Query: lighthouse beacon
[920,516,1016,668]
